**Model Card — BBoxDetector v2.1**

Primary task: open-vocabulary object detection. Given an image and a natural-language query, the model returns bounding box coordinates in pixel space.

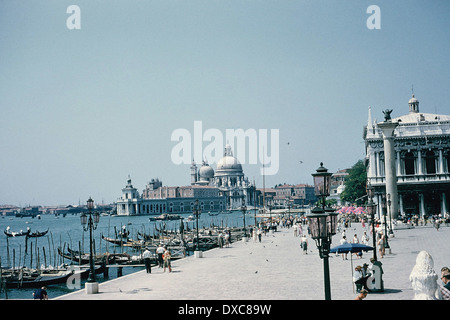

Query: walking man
[143,247,152,273]
[156,244,165,268]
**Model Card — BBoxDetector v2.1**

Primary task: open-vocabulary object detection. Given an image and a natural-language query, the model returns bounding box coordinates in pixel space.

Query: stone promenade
[55,223,450,300]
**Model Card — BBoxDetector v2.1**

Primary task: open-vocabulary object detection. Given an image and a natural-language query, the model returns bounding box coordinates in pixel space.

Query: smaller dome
[199,162,214,179]
[409,94,418,104]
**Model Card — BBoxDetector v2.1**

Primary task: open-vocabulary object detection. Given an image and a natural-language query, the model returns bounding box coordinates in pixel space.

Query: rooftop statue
[382,109,393,122]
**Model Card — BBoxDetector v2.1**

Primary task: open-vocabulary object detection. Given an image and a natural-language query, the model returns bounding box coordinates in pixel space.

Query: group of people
[142,244,172,274]
[217,230,231,248]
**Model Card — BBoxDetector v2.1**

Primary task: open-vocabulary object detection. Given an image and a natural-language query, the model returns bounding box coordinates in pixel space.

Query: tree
[340,160,367,206]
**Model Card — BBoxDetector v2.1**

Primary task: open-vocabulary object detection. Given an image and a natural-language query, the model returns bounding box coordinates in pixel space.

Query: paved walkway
[55,223,450,300]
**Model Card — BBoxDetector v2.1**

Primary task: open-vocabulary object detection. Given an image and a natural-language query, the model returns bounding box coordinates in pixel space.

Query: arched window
[425,150,436,174]
[404,152,415,175]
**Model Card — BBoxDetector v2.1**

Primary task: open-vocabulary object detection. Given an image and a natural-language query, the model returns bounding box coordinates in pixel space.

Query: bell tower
[408,94,419,114]
[190,160,198,185]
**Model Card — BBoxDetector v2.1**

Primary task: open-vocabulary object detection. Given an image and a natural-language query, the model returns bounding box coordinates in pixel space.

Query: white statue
[409,251,439,300]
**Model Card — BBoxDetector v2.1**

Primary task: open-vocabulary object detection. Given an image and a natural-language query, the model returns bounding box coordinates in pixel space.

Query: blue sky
[1,0,449,206]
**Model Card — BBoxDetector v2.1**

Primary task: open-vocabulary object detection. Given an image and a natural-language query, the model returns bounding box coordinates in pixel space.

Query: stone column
[439,149,444,174]
[419,193,426,218]
[442,192,448,217]
[399,194,404,217]
[396,151,402,176]
[417,150,423,175]
[378,121,399,219]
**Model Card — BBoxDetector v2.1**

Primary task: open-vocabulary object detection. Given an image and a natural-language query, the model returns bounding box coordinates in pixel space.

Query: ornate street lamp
[80,197,100,293]
[366,182,378,261]
[193,199,201,252]
[307,163,338,300]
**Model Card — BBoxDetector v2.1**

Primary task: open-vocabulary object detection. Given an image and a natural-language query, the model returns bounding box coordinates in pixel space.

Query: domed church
[191,144,255,209]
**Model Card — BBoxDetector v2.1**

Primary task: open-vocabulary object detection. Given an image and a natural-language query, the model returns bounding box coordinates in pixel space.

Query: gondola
[3,269,74,289]
[4,228,30,237]
[27,229,49,238]
[101,234,132,245]
[58,247,90,264]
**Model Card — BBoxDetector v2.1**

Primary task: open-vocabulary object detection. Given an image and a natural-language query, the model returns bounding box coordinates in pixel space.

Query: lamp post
[241,200,247,238]
[366,182,378,261]
[307,163,338,300]
[381,195,390,250]
[268,204,273,232]
[387,193,394,236]
[193,199,202,257]
[80,197,100,294]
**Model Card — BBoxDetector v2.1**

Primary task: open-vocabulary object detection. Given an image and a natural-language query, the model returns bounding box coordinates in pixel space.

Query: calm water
[0,210,255,299]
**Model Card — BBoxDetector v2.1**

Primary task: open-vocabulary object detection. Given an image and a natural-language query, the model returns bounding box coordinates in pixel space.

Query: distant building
[116,177,226,216]
[261,183,316,208]
[329,169,349,206]
[364,94,450,218]
[116,145,256,216]
[190,144,256,209]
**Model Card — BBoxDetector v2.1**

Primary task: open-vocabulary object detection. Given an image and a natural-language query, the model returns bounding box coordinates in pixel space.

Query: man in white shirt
[143,248,152,273]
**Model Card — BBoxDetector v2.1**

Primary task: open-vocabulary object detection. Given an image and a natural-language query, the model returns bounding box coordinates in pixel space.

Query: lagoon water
[0,210,253,299]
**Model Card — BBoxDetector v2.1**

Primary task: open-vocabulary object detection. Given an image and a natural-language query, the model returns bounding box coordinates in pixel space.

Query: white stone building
[191,144,255,209]
[364,95,450,219]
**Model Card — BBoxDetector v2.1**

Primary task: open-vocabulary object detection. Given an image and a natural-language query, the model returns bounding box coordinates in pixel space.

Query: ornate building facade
[116,145,255,215]
[116,177,226,216]
[364,95,450,219]
[190,144,256,209]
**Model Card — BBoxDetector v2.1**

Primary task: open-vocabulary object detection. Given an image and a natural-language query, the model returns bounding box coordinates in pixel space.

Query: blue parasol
[330,242,374,254]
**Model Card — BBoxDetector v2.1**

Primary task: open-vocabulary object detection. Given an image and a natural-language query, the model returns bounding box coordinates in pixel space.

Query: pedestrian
[354,289,368,300]
[340,236,348,260]
[156,244,165,268]
[224,231,230,247]
[439,268,450,300]
[257,228,262,243]
[163,247,172,272]
[361,231,369,245]
[300,234,308,254]
[143,247,152,273]
[378,232,385,258]
[218,232,224,248]
[353,266,365,292]
[361,263,371,290]
[33,286,48,300]
[435,219,441,231]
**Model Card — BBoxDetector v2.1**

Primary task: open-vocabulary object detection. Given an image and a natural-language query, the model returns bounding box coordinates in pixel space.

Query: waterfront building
[116,177,226,216]
[364,94,450,219]
[116,145,255,216]
[190,144,256,209]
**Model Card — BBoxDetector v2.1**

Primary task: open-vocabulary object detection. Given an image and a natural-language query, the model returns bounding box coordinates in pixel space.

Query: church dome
[199,161,214,179]
[216,156,242,171]
[215,144,243,172]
